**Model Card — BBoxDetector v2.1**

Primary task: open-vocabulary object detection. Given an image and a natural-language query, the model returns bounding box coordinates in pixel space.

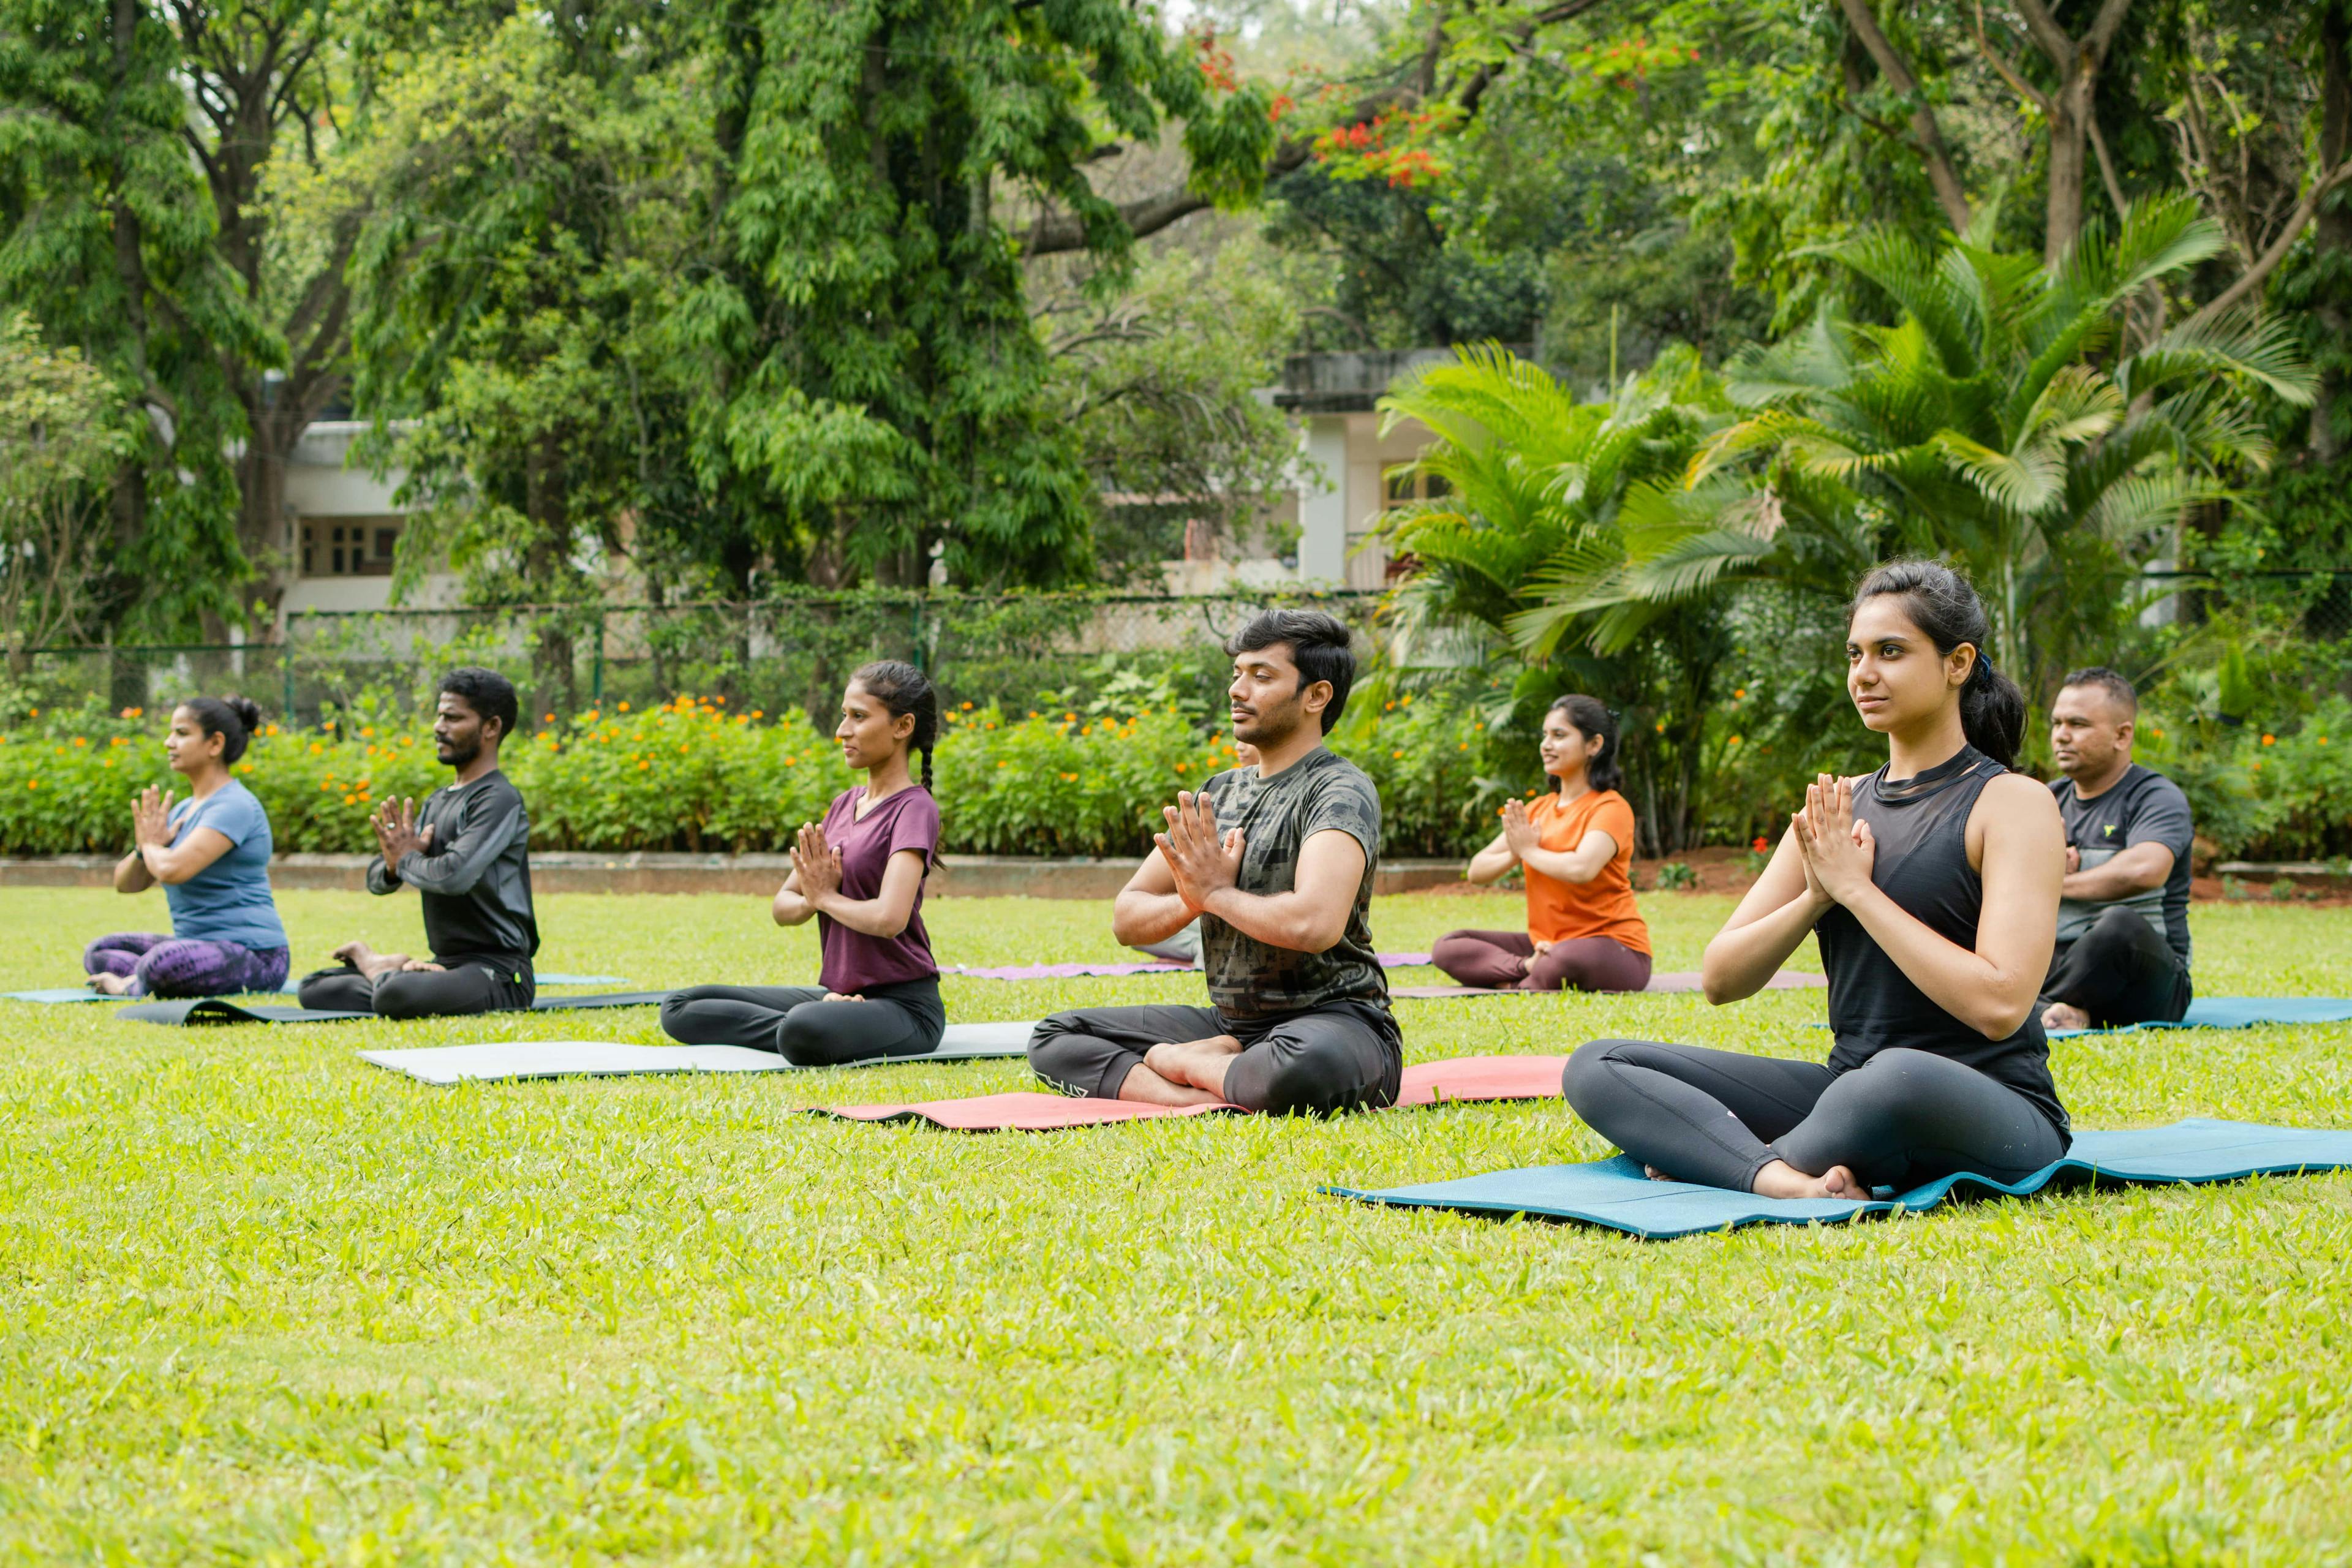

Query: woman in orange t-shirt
[1434,695,1652,992]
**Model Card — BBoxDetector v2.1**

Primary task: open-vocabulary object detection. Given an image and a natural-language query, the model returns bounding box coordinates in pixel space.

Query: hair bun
[223,694,263,733]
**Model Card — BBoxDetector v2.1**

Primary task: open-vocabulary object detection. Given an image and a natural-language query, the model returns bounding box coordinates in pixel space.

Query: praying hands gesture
[1792,773,1877,909]
[1156,790,1245,914]
[371,796,435,867]
[131,786,180,851]
[793,821,842,902]
[1499,798,1541,860]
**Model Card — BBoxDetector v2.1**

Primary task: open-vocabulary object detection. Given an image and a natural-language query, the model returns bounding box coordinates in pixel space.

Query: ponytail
[1546,693,1624,793]
[848,659,938,789]
[1847,560,2025,769]
[1958,649,2026,770]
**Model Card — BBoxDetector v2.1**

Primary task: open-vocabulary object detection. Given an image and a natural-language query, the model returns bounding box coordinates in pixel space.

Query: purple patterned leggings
[83,933,291,998]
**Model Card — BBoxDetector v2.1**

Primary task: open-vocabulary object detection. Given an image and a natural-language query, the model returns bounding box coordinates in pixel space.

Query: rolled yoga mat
[118,990,679,1025]
[1324,1118,2352,1241]
[360,1021,1036,1085]
[811,1053,1570,1132]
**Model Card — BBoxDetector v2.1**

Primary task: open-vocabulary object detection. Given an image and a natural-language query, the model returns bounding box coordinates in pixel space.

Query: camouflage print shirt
[1198,747,1389,1019]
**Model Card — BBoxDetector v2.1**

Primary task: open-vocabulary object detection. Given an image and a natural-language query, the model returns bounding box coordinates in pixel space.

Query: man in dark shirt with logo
[2038,666,2195,1033]
[1027,609,1402,1116]
[298,667,540,1019]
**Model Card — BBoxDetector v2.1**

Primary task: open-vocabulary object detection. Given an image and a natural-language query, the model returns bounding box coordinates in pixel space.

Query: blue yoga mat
[2048,996,2352,1038]
[1325,1118,2352,1240]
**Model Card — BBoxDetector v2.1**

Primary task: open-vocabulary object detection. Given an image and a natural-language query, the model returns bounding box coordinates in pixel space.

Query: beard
[436,734,480,768]
[1232,697,1305,748]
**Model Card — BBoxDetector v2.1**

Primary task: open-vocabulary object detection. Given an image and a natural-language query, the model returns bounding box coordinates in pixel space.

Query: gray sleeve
[2127,778,2195,859]
[1302,768,1382,861]
[394,788,523,897]
[365,854,399,895]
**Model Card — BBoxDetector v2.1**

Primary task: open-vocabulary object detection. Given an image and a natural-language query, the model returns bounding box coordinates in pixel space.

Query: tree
[346,11,708,707]
[1375,342,1735,849]
[680,0,1278,589]
[1038,241,1305,578]
[0,0,261,637]
[0,312,135,660]
[1556,197,2316,702]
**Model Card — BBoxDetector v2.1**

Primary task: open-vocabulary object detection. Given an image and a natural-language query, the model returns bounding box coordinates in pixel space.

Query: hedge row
[0,690,1510,860]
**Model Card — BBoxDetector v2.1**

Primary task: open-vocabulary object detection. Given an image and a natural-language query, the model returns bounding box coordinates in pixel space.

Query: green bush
[0,693,1503,860]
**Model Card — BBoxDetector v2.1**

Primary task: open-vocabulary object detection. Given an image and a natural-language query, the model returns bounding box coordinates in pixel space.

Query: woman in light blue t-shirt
[86,695,292,998]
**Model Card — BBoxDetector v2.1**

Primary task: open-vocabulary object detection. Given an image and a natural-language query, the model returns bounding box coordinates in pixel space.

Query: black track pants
[1562,1038,2068,1193]
[2039,906,2192,1028]
[297,962,534,1019]
[1026,1000,1402,1116]
[658,980,945,1066]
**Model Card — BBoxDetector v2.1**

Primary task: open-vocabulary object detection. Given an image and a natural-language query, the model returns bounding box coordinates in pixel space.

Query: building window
[300,517,401,578]
[1382,467,1451,508]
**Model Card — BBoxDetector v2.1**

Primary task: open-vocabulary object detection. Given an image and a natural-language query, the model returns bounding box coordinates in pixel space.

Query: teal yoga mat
[2047,997,2352,1037]
[1325,1118,2352,1240]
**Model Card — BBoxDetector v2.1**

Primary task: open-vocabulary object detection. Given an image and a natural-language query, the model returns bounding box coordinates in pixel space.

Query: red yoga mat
[811,1053,1570,1132]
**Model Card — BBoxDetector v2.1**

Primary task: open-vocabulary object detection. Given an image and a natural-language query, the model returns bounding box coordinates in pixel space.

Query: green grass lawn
[3,886,2350,1562]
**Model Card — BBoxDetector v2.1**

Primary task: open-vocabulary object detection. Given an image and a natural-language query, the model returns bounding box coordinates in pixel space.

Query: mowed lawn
[2,885,2350,1563]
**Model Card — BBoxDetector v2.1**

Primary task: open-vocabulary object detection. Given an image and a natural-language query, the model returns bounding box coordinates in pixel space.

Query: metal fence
[9,589,1390,728]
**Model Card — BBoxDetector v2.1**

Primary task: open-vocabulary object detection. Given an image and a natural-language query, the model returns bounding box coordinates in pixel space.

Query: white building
[276,351,1459,609]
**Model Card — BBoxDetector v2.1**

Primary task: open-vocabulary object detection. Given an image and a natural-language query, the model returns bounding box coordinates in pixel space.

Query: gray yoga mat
[118,990,679,1026]
[360,1022,1036,1085]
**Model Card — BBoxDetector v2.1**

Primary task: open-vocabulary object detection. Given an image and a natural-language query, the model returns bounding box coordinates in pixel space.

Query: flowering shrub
[0,695,1502,859]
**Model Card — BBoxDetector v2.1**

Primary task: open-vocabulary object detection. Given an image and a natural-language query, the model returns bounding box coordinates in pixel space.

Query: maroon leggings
[1431,929,1652,993]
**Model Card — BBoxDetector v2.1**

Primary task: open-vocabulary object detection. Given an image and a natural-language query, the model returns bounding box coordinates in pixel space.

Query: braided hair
[849,659,939,789]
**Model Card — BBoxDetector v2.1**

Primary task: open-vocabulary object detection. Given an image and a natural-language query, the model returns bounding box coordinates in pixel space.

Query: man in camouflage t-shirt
[1028,609,1403,1115]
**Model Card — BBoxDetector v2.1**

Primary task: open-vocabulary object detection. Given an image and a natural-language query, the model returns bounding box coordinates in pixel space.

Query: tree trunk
[2044,80,2092,265]
[2315,1,2352,464]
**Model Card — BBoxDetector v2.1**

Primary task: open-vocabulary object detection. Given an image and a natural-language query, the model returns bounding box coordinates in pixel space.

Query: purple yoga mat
[942,952,1438,982]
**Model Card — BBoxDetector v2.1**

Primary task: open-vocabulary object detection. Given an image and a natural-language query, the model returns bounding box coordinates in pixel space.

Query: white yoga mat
[361,1020,1038,1086]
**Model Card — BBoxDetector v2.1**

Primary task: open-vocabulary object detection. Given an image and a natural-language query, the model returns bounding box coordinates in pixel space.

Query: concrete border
[1,853,1470,899]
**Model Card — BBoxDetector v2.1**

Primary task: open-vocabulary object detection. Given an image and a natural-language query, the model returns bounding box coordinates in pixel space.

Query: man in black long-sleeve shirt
[298,668,540,1019]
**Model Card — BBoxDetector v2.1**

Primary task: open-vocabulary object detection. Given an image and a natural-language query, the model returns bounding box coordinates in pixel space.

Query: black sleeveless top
[1815,745,2069,1137]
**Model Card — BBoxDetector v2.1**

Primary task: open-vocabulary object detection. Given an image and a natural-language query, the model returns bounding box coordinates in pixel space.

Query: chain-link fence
[8,589,1390,728]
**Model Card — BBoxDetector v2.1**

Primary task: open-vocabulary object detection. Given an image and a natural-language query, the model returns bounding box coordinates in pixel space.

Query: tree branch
[2183,156,2352,333]
[1836,0,1972,232]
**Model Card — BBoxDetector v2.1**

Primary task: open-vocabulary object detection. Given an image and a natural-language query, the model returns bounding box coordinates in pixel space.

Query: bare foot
[1142,1035,1244,1095]
[331,940,410,980]
[89,973,134,997]
[1115,1061,1227,1107]
[1643,1164,1676,1183]
[1751,1158,1868,1200]
[2041,1001,2090,1032]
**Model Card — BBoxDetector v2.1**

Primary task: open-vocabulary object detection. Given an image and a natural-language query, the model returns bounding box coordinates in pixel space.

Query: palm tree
[1548,195,2315,700]
[1374,343,1732,849]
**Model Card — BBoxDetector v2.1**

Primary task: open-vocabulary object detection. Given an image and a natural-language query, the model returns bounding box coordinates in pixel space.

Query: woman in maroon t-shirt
[659,661,946,1063]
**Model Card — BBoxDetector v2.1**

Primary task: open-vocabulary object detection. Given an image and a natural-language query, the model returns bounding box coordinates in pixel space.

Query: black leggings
[1026,1000,1403,1117]
[297,962,533,1019]
[1562,1039,2068,1193]
[658,980,945,1066]
[2040,905,2192,1028]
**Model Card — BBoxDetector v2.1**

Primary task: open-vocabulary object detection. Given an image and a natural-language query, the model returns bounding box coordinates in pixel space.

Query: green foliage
[0,312,134,652]
[0,0,262,636]
[683,0,1275,589]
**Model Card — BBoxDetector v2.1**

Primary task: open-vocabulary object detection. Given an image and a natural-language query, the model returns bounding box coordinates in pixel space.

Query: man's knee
[2084,903,2162,953]
[1023,1013,1099,1095]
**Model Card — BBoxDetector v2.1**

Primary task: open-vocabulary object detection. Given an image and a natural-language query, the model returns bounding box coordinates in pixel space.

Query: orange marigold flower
[619,702,631,712]
[72,736,86,747]
[2261,734,2276,746]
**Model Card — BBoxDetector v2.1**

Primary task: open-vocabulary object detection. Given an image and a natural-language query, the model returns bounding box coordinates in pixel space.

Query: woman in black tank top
[1564,562,2070,1198]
